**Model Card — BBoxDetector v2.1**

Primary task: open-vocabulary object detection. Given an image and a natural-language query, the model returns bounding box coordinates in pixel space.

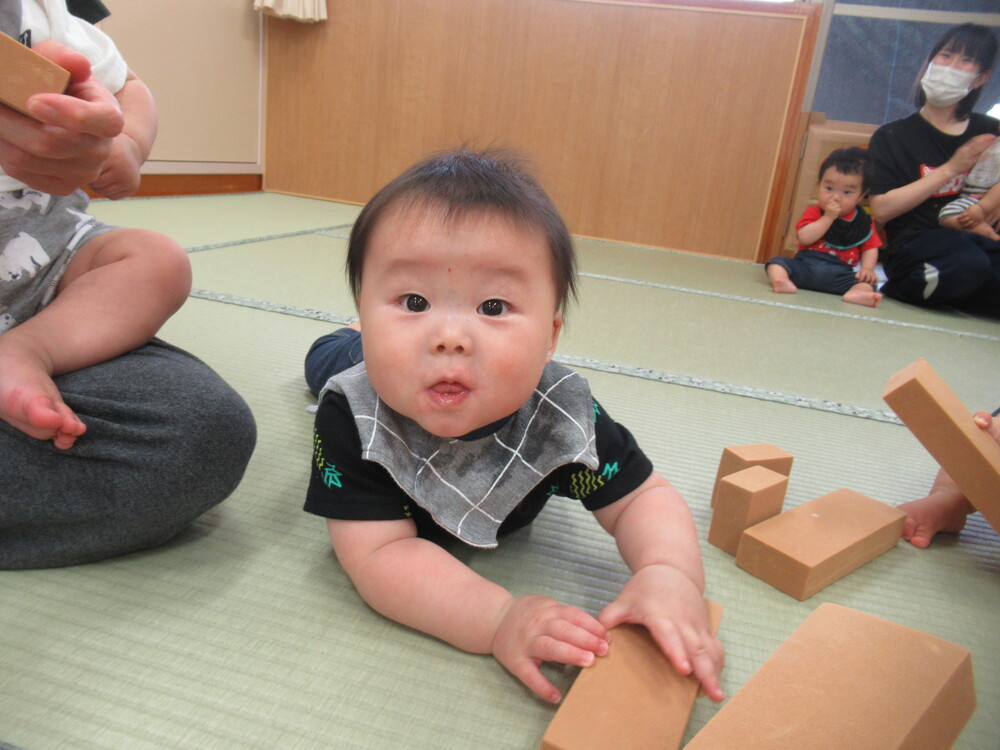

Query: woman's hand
[944,133,996,177]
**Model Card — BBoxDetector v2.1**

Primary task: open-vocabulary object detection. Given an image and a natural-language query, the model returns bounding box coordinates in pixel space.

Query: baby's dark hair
[346,147,577,314]
[915,23,998,120]
[819,147,872,192]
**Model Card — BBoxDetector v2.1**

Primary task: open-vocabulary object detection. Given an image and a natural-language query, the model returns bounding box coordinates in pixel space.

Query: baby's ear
[547,313,564,359]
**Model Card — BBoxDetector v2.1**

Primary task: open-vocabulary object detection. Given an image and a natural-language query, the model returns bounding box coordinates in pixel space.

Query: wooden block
[884,358,1000,537]
[539,601,722,750]
[0,33,70,117]
[735,489,904,600]
[708,465,787,555]
[710,444,792,507]
[685,603,975,749]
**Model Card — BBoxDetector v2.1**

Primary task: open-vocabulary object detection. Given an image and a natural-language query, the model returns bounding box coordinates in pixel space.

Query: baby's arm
[854,247,879,284]
[795,204,838,247]
[592,471,725,702]
[327,517,609,703]
[87,70,157,199]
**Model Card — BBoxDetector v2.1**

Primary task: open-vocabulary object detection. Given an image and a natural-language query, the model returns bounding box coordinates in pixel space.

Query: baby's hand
[855,267,878,284]
[949,133,997,175]
[491,594,609,703]
[823,199,842,220]
[598,564,724,702]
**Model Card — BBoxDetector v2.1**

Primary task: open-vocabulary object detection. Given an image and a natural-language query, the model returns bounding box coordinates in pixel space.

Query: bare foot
[766,266,796,294]
[898,463,975,548]
[968,222,1000,241]
[0,343,86,449]
[842,288,883,307]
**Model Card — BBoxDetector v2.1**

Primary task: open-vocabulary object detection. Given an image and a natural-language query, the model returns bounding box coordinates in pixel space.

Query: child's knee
[68,228,192,302]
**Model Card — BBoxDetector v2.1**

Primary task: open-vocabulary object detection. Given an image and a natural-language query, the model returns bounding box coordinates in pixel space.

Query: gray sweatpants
[0,338,257,569]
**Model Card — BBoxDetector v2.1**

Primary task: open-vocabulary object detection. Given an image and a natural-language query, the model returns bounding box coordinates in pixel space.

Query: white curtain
[253,0,327,23]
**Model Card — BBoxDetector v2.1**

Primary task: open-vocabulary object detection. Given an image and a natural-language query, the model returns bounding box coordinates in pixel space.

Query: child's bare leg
[941,208,1000,240]
[766,264,796,293]
[842,282,883,307]
[0,228,191,449]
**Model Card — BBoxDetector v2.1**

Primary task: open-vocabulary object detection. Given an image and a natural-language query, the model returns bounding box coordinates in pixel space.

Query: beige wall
[100,0,262,173]
[264,0,819,262]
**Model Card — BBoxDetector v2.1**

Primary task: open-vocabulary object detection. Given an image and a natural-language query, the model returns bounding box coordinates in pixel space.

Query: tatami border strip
[579,272,1000,343]
[185,226,355,253]
[186,232,998,344]
[189,289,902,424]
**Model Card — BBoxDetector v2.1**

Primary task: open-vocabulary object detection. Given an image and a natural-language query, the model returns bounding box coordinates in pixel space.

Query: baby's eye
[478,299,507,316]
[403,294,429,312]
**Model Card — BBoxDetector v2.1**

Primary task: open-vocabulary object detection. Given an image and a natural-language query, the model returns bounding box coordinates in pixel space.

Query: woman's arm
[869,133,996,224]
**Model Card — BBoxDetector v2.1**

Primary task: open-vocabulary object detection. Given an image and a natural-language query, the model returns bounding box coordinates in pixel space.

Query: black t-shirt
[305,390,654,544]
[869,111,1000,252]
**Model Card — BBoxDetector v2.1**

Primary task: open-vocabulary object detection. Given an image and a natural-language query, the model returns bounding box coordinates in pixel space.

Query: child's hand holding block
[711,444,793,507]
[735,489,905,600]
[0,33,70,117]
[539,601,722,750]
[685,603,975,749]
[709,465,787,555]
[884,358,1000,536]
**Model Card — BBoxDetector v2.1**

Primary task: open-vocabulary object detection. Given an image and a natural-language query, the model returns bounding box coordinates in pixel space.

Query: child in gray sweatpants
[0,1,255,568]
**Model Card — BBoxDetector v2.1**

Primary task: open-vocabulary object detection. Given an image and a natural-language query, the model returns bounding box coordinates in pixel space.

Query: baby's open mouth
[428,381,469,407]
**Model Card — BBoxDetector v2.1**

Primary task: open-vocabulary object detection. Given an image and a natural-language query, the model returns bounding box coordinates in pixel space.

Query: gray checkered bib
[322,361,599,547]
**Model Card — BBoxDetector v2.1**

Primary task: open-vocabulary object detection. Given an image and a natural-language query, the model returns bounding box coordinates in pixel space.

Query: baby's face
[818,167,865,216]
[357,204,563,438]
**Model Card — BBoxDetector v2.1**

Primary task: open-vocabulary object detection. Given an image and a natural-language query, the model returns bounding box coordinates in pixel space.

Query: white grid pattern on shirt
[351,367,596,539]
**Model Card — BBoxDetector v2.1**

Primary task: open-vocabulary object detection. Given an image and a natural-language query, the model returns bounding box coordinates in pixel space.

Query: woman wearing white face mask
[868,24,1000,317]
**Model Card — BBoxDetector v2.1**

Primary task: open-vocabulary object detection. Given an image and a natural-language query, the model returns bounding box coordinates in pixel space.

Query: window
[810,3,1000,125]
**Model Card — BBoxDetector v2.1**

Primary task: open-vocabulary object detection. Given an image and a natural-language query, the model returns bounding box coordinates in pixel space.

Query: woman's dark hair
[346,148,577,315]
[915,24,999,120]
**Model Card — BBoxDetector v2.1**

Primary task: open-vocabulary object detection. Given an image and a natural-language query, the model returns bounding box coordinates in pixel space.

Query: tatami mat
[0,193,997,749]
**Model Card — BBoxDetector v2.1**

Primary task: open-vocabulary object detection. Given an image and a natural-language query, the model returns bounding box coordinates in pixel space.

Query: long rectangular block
[735,489,904,600]
[0,33,70,116]
[884,358,1000,537]
[539,601,722,750]
[709,465,787,555]
[711,444,792,507]
[685,603,975,750]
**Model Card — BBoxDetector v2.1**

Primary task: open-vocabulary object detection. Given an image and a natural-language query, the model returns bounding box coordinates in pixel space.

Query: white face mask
[921,62,979,107]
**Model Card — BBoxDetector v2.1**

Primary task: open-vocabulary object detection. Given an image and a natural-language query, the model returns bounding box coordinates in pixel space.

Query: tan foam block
[708,465,787,555]
[735,489,904,600]
[539,601,722,750]
[884,358,1000,536]
[0,33,70,116]
[685,603,975,749]
[710,444,793,507]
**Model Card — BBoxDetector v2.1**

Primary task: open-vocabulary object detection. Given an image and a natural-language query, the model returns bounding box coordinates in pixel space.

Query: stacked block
[708,465,787,555]
[735,489,905,601]
[0,33,70,117]
[884,358,1000,537]
[710,444,792,507]
[685,603,976,749]
[539,601,722,750]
